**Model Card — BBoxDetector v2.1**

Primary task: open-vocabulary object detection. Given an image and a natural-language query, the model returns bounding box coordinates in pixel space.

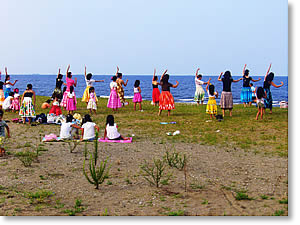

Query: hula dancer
[158,70,179,116]
[152,68,160,106]
[0,70,4,109]
[194,68,211,106]
[81,66,104,104]
[4,67,18,98]
[116,66,128,106]
[61,65,77,109]
[52,68,64,101]
[263,63,284,114]
[19,84,36,124]
[205,79,218,119]
[107,76,122,111]
[240,64,261,107]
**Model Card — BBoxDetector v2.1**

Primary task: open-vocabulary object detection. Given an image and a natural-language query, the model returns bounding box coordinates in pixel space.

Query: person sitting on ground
[104,115,129,140]
[81,114,100,141]
[42,99,51,109]
[2,92,14,111]
[59,114,81,140]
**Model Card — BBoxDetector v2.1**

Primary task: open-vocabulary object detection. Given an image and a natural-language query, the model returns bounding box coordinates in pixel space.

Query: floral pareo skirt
[19,97,36,118]
[194,86,205,102]
[159,91,175,111]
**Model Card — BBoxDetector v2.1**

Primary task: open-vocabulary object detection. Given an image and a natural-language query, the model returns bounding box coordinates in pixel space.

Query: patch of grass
[190,183,204,190]
[23,142,32,148]
[125,178,132,185]
[168,210,185,216]
[274,210,285,216]
[107,180,113,185]
[260,195,269,200]
[159,196,166,201]
[278,198,288,204]
[39,175,47,180]
[26,189,54,204]
[63,199,85,216]
[235,192,254,201]
[201,199,208,205]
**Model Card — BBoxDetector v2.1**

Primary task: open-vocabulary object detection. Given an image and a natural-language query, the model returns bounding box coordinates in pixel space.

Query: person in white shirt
[103,115,129,140]
[194,68,211,106]
[2,92,14,111]
[59,114,81,140]
[81,114,100,141]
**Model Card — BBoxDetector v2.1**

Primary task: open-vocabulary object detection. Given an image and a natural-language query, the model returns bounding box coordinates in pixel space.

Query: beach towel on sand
[98,137,132,143]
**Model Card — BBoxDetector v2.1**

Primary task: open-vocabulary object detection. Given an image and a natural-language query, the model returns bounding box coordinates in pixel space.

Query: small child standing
[132,80,142,111]
[87,87,97,115]
[255,87,267,120]
[206,80,218,119]
[66,86,76,114]
[104,115,129,140]
[11,88,20,112]
[0,109,10,156]
[250,83,256,106]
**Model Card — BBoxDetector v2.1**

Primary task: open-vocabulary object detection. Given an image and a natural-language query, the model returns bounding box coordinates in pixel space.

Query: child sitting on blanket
[81,114,100,141]
[59,114,81,140]
[104,115,129,140]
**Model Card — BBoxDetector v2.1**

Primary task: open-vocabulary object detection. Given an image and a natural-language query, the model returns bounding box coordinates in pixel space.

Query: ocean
[7,75,288,106]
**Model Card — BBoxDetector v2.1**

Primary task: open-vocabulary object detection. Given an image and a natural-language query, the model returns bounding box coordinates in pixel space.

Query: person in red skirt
[158,70,179,116]
[152,68,160,106]
[49,95,62,116]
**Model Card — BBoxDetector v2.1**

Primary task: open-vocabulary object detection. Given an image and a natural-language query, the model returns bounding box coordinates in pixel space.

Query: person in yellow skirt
[82,66,104,105]
[205,79,218,119]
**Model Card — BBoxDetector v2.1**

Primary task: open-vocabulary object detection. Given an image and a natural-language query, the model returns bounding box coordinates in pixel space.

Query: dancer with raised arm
[263,63,284,114]
[52,68,64,101]
[82,66,104,105]
[194,68,211,106]
[61,65,77,109]
[152,69,160,106]
[218,71,242,117]
[158,70,179,117]
[240,64,261,107]
[4,67,18,98]
[116,66,128,106]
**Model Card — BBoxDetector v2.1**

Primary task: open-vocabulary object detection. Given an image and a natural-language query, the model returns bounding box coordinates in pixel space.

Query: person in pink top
[61,65,77,109]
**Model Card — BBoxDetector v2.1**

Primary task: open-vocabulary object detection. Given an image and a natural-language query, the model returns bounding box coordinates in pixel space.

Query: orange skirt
[159,91,175,110]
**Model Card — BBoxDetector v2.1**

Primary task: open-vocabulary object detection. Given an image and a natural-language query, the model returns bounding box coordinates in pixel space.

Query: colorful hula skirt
[152,88,160,104]
[206,97,217,115]
[82,86,98,103]
[117,85,125,103]
[11,98,20,111]
[61,91,76,109]
[159,91,175,111]
[240,87,252,103]
[4,88,11,99]
[133,92,142,103]
[194,86,205,102]
[0,90,4,107]
[107,89,122,109]
[264,88,273,110]
[19,97,36,118]
[220,91,233,109]
[52,88,63,100]
[87,100,97,110]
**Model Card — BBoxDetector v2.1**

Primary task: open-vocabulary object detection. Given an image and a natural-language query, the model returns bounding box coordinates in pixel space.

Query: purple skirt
[133,92,142,103]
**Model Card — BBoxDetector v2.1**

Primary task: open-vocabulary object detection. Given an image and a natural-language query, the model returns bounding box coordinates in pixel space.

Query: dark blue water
[8,75,288,106]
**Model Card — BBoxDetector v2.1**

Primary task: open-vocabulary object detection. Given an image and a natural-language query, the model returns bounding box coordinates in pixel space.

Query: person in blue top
[240,64,261,107]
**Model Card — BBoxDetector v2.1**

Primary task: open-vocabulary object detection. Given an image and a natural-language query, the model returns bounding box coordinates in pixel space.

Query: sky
[0,0,288,76]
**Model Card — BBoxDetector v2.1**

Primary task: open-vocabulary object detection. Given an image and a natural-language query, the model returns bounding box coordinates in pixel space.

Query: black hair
[209,85,215,96]
[161,74,170,84]
[134,80,140,88]
[197,74,203,79]
[0,109,3,117]
[106,115,114,126]
[244,69,249,76]
[111,76,117,82]
[67,72,72,78]
[153,76,158,81]
[58,74,63,80]
[86,73,92,80]
[89,87,95,93]
[5,75,10,83]
[46,99,51,104]
[249,83,253,87]
[82,114,93,125]
[266,72,274,82]
[69,86,74,94]
[117,73,123,78]
[9,92,14,97]
[62,86,67,94]
[27,84,33,90]
[66,114,73,123]
[256,87,265,99]
[223,71,232,80]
